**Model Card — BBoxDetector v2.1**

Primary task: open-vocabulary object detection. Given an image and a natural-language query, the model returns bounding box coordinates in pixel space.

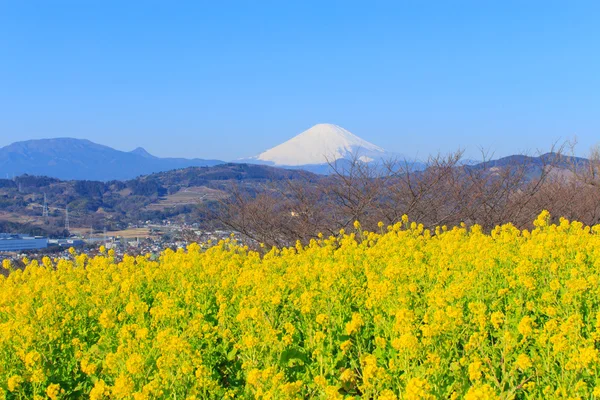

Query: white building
[0,234,48,252]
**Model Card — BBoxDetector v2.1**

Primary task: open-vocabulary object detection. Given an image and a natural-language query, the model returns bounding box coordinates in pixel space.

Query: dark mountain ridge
[0,150,592,237]
[0,163,320,236]
[467,152,589,170]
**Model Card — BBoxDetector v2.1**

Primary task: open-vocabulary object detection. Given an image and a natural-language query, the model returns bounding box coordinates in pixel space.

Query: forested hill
[0,152,589,238]
[0,163,320,236]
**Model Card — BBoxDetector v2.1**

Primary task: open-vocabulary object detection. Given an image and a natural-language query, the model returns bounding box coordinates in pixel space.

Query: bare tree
[216,143,589,248]
[324,154,390,230]
[376,151,465,226]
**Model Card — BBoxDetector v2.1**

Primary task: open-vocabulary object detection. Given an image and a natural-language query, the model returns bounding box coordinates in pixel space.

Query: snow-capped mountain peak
[253,123,386,166]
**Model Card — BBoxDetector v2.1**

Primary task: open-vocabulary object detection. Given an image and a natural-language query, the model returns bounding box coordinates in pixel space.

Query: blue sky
[1,1,599,161]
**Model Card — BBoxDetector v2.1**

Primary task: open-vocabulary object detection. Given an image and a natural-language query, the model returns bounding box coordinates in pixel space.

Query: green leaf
[227,347,238,361]
[279,348,308,366]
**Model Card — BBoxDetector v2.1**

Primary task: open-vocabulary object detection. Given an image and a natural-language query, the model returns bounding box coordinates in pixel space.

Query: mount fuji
[241,123,400,173]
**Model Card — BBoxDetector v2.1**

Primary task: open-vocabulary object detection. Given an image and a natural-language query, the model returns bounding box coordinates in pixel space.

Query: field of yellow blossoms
[2,211,600,399]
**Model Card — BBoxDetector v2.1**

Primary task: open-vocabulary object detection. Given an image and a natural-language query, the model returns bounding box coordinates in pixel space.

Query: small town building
[0,234,48,252]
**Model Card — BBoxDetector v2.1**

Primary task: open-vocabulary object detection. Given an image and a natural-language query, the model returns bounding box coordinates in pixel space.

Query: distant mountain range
[0,125,586,181]
[0,138,224,181]
[0,125,415,180]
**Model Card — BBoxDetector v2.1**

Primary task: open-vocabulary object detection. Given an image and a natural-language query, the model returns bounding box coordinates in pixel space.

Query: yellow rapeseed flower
[45,383,60,400]
[0,211,599,398]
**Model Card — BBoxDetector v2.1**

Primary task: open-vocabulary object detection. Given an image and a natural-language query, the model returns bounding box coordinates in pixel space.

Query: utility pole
[42,193,49,219]
[65,206,70,235]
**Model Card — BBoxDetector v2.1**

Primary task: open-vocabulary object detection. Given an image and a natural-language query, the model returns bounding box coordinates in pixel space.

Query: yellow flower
[325,385,344,400]
[515,354,532,370]
[7,375,23,392]
[24,350,41,369]
[135,327,149,340]
[464,384,499,400]
[246,369,261,387]
[80,359,97,375]
[340,340,352,352]
[89,379,110,400]
[112,374,134,399]
[316,313,328,325]
[404,377,433,400]
[490,311,504,329]
[533,210,550,227]
[46,383,61,400]
[280,381,303,396]
[517,316,535,338]
[30,368,46,383]
[98,309,116,329]
[378,389,398,400]
[391,333,418,353]
[580,346,598,365]
[314,331,326,342]
[313,375,327,388]
[3,213,600,397]
[345,312,364,335]
[340,368,355,382]
[468,359,483,381]
[126,353,144,375]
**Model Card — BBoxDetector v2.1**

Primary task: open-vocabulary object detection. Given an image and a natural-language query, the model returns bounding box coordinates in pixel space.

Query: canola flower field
[2,211,600,399]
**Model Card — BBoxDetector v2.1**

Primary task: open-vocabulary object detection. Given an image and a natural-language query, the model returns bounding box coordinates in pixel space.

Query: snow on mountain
[252,123,387,166]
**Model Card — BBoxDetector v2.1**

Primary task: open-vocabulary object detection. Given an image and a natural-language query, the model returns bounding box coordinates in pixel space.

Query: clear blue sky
[1,1,599,161]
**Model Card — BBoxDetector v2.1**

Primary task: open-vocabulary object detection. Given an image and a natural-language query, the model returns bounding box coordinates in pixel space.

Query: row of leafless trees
[215,144,600,247]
